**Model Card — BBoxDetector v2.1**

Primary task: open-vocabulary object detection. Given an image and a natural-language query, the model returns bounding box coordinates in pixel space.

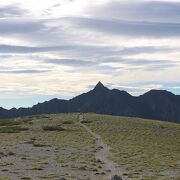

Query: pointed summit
[93,81,109,91]
[96,81,104,87]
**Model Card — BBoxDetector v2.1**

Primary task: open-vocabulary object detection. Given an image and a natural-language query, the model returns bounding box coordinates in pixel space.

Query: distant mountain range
[0,82,180,123]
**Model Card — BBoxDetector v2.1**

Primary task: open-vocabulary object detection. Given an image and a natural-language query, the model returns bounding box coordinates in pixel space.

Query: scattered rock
[122,173,128,176]
[97,146,104,150]
[0,151,5,156]
[78,166,87,170]
[8,151,16,156]
[25,140,34,144]
[0,151,15,156]
[2,169,8,172]
[59,178,66,180]
[96,159,104,164]
[111,175,123,180]
[106,169,111,172]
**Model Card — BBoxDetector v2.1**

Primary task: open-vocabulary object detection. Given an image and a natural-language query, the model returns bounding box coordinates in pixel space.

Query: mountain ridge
[0,82,180,123]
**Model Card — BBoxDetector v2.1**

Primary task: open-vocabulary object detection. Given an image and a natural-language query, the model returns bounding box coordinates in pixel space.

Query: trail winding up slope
[78,114,126,180]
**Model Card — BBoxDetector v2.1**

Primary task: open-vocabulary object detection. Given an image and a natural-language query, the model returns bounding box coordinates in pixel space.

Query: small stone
[111,175,123,180]
[106,169,111,172]
[59,178,66,180]
[78,166,87,170]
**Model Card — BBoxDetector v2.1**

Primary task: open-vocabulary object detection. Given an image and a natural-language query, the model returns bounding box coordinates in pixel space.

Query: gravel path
[78,114,126,180]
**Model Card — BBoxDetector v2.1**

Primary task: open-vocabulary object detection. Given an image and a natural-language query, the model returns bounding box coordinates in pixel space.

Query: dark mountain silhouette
[0,82,180,123]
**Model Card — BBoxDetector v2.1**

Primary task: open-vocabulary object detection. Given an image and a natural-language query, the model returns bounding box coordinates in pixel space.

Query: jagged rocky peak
[93,81,109,91]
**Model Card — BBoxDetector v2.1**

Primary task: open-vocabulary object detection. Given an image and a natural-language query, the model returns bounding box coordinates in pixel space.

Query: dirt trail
[78,114,126,180]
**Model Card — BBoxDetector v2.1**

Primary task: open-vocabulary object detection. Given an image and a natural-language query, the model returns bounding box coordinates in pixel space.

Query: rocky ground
[0,114,125,180]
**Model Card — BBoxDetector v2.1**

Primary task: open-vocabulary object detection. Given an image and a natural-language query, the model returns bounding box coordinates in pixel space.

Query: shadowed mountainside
[0,82,180,123]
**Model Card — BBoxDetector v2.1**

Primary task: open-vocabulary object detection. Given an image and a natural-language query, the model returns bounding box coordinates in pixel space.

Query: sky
[0,0,180,109]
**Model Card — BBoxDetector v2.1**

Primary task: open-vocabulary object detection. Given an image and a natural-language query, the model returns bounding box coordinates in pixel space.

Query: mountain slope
[0,82,180,123]
[138,90,180,123]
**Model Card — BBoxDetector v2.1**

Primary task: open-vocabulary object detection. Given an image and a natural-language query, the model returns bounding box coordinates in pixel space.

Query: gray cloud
[43,58,95,67]
[0,44,70,53]
[0,18,77,45]
[89,1,180,23]
[0,19,45,35]
[32,56,122,74]
[39,55,178,73]
[0,44,173,55]
[144,63,177,71]
[0,5,26,17]
[102,57,179,71]
[0,44,177,73]
[120,59,178,66]
[67,17,180,38]
[0,70,50,74]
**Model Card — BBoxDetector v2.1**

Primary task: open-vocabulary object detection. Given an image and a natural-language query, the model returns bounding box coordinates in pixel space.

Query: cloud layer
[0,0,180,108]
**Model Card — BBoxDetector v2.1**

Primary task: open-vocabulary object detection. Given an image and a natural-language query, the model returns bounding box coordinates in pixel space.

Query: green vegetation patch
[85,113,180,179]
[62,120,74,124]
[0,119,20,126]
[42,125,66,131]
[81,120,92,124]
[0,126,29,133]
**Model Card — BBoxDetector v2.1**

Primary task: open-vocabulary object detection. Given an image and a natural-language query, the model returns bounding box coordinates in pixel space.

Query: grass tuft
[42,125,66,131]
[62,120,74,124]
[0,126,28,133]
[0,119,20,126]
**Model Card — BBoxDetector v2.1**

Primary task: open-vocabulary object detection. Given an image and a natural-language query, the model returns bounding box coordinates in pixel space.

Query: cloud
[67,17,180,38]
[38,55,179,73]
[89,1,180,23]
[0,44,69,53]
[0,0,180,109]
[0,43,174,56]
[144,63,177,71]
[0,5,26,17]
[0,70,50,74]
[101,57,179,72]
[0,18,45,35]
[43,58,95,67]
